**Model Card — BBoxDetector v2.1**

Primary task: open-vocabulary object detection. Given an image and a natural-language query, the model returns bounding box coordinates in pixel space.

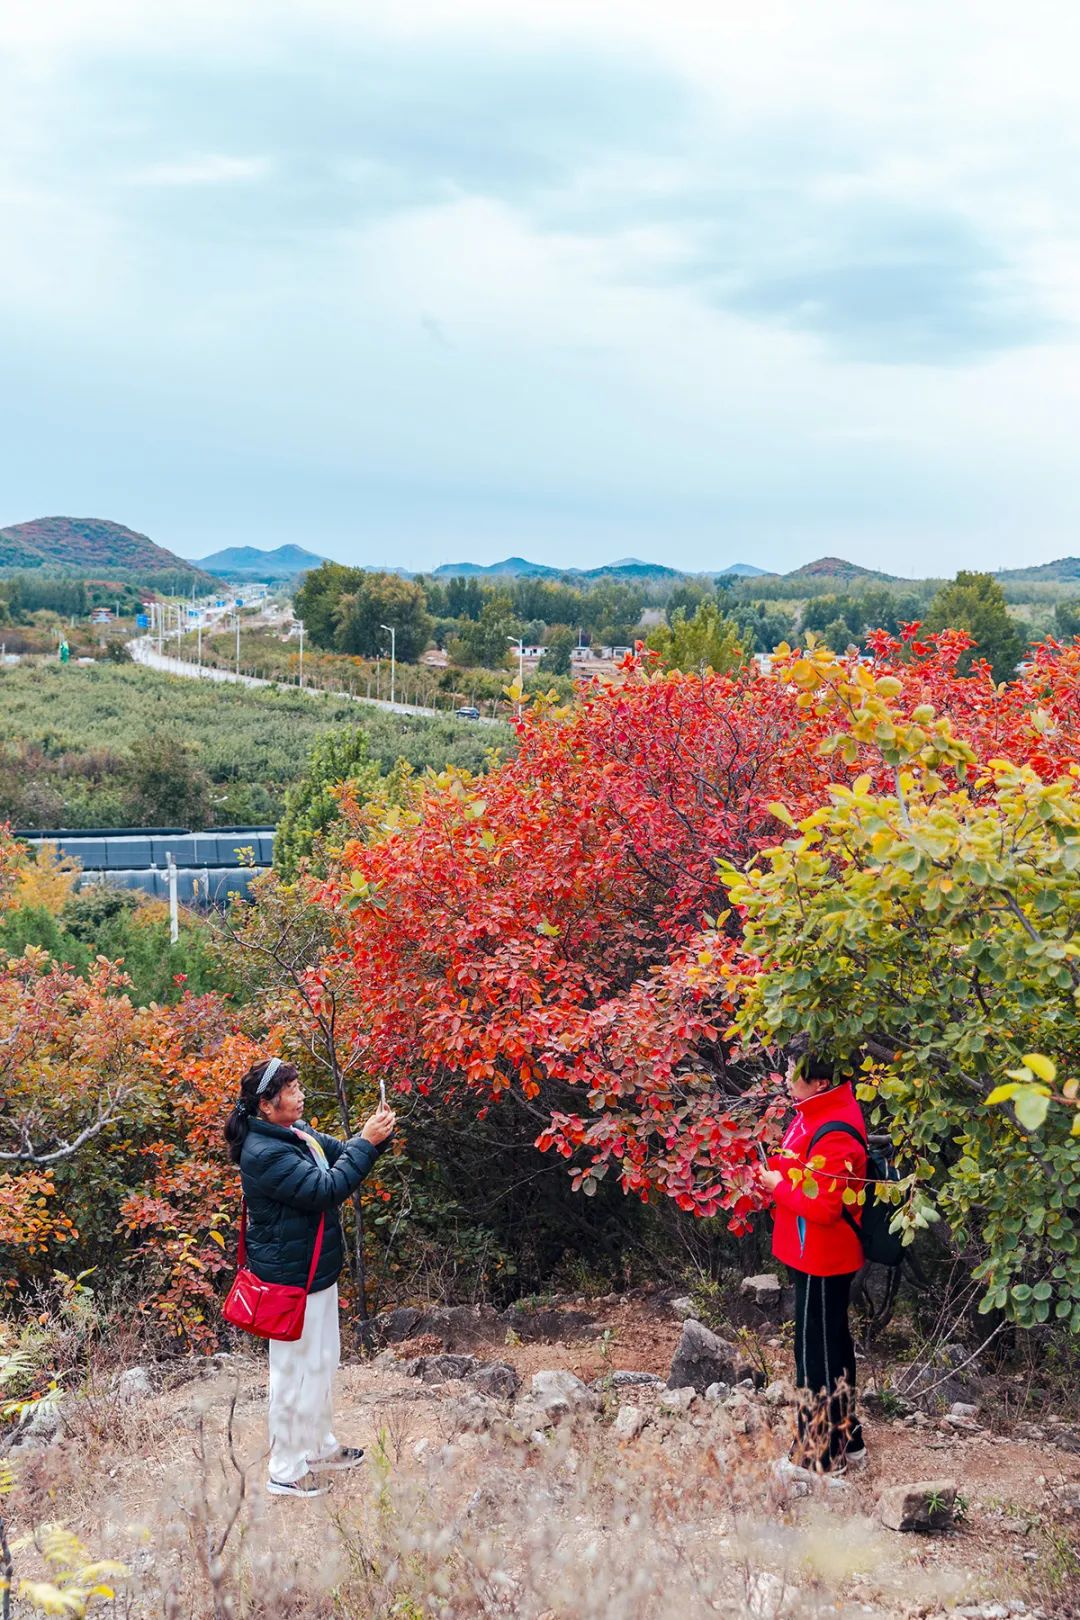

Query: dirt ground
[10,1292,1080,1618]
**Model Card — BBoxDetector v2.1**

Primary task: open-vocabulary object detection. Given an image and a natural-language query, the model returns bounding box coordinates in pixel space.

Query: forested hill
[0,515,203,577]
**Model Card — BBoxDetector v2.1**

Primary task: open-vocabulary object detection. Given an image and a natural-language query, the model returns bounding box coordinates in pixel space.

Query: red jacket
[769,1082,867,1276]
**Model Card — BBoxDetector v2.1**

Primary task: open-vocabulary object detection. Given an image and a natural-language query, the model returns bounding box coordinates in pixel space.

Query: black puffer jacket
[238,1117,385,1293]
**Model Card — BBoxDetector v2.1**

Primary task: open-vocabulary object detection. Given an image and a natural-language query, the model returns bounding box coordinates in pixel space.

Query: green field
[0,662,509,829]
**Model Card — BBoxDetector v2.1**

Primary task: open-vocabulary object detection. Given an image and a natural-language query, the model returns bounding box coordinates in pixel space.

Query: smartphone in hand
[756,1141,769,1167]
[379,1077,387,1110]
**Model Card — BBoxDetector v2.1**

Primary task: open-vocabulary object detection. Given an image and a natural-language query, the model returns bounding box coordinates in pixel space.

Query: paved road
[128,637,498,723]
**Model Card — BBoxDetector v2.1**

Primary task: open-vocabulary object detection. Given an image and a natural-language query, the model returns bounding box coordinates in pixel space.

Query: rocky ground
[8,1284,1080,1618]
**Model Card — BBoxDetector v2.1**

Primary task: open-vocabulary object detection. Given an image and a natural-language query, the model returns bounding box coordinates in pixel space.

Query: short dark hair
[784,1040,837,1084]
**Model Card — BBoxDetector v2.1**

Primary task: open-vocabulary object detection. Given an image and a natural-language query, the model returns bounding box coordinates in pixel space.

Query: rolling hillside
[786,556,898,583]
[0,516,205,578]
[994,557,1080,583]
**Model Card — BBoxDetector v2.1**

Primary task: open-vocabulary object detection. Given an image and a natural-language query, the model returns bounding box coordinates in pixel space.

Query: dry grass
[8,1367,992,1620]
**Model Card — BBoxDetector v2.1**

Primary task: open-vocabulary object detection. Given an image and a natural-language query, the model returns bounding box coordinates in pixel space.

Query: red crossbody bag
[222,1202,325,1342]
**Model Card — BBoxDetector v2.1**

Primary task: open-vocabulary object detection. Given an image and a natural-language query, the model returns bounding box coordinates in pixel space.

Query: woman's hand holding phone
[360,1102,396,1145]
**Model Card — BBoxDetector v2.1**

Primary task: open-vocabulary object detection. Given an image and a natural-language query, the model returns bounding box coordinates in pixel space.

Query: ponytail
[224,1057,298,1164]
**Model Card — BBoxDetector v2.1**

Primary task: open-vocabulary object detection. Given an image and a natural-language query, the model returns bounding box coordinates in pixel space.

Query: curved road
[128,637,498,723]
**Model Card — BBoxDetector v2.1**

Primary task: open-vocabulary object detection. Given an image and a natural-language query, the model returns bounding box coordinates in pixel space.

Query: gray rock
[612,1404,648,1441]
[12,1398,65,1451]
[421,1304,505,1350]
[114,1365,154,1402]
[373,1303,504,1351]
[659,1386,697,1413]
[1050,1482,1080,1510]
[668,1319,762,1393]
[406,1354,480,1384]
[878,1479,958,1532]
[704,1381,731,1402]
[372,1306,422,1344]
[669,1296,694,1319]
[949,1401,979,1419]
[449,1393,502,1433]
[764,1380,796,1407]
[501,1305,601,1343]
[740,1273,782,1310]
[512,1399,556,1433]
[467,1362,520,1401]
[602,1370,665,1390]
[528,1369,600,1415]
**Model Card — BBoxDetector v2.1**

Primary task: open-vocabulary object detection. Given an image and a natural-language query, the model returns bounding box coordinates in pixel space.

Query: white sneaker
[845,1445,869,1468]
[267,1470,330,1498]
[309,1445,365,1473]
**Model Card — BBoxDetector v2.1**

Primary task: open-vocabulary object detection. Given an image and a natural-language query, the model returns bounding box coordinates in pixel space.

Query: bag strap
[237,1198,325,1293]
[305,1215,326,1293]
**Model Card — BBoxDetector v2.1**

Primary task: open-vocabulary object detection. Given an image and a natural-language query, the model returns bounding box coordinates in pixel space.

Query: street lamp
[380,623,396,705]
[297,619,305,688]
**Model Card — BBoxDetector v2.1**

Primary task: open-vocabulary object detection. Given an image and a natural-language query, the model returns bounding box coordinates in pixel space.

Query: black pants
[791,1269,864,1469]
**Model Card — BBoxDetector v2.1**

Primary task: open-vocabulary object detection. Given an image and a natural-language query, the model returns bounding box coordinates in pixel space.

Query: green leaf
[1013,1087,1051,1132]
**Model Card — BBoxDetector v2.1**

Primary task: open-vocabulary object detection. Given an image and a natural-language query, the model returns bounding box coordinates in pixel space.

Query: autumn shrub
[311,631,1080,1331]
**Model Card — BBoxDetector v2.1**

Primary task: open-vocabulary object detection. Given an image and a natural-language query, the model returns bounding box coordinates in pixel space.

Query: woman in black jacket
[224,1056,395,1499]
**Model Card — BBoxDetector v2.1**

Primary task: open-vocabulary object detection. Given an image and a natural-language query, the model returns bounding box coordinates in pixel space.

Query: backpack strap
[805,1121,868,1245]
[807,1120,868,1155]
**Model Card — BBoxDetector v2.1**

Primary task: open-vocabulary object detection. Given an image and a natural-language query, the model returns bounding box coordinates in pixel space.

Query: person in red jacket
[759,1048,869,1474]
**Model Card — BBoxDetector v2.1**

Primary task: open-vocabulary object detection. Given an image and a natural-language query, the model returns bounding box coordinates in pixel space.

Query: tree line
[295,559,1078,684]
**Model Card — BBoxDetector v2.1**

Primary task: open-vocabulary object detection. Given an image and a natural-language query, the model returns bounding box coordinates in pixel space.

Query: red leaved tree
[316,634,1080,1229]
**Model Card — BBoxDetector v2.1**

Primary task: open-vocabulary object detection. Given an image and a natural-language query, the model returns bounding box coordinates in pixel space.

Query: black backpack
[806,1121,904,1268]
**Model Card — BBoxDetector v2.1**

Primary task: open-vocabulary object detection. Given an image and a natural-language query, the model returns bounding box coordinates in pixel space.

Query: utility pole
[197,615,202,670]
[166,851,179,944]
[298,619,305,688]
[235,610,241,676]
[508,635,525,718]
[380,623,396,705]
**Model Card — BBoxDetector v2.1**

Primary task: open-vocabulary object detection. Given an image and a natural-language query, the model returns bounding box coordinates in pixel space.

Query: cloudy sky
[2,1,1079,575]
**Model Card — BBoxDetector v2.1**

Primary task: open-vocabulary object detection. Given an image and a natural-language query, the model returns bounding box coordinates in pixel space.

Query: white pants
[267,1283,340,1484]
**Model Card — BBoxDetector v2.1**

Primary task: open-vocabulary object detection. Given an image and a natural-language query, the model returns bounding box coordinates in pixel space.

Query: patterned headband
[255,1056,282,1095]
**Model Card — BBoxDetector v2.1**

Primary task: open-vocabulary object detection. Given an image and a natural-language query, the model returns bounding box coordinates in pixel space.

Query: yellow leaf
[985,1083,1020,1106]
[1022,1052,1056,1084]
[852,773,873,796]
[207,1230,226,1249]
[767,802,795,827]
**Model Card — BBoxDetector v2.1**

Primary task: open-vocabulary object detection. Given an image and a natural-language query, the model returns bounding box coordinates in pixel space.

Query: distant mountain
[431,556,556,580]
[719,562,770,578]
[194,543,328,579]
[994,557,1080,583]
[786,556,898,583]
[580,558,683,581]
[0,516,202,577]
[432,555,690,582]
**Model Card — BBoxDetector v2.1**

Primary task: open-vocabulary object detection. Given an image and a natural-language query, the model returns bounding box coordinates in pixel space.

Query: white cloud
[1,0,1080,571]
[124,154,270,187]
